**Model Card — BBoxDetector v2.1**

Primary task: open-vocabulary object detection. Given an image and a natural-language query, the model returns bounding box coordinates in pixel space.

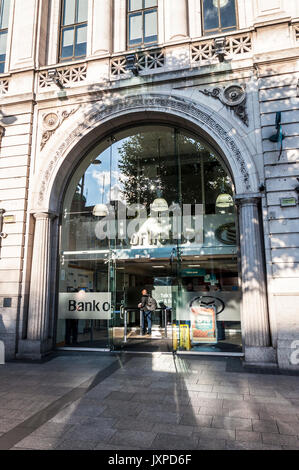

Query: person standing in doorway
[138,289,157,336]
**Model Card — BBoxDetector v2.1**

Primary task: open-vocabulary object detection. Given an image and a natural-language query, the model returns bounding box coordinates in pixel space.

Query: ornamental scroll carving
[199,84,248,126]
[38,94,252,204]
[40,108,78,150]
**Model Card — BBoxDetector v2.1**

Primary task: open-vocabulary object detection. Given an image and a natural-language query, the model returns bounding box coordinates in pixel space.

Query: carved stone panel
[40,108,78,150]
[199,84,248,126]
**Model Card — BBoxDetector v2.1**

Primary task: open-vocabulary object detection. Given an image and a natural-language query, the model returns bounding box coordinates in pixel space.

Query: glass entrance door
[108,256,176,352]
[56,246,112,350]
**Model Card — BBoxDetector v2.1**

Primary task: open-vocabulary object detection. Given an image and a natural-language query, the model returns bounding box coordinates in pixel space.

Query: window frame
[127,0,158,50]
[59,0,88,63]
[0,0,10,74]
[201,0,239,37]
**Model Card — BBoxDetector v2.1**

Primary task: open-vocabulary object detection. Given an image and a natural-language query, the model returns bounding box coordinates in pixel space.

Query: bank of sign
[59,292,111,320]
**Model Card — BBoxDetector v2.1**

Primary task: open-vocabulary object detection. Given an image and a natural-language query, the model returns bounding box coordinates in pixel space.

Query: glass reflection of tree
[117,130,233,213]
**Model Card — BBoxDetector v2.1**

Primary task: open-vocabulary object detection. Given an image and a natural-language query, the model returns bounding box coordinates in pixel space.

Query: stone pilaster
[113,0,126,53]
[90,0,112,56]
[236,196,276,365]
[164,0,188,41]
[18,212,56,359]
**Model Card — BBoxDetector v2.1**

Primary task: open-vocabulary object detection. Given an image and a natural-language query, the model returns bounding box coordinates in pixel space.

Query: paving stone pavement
[0,353,298,450]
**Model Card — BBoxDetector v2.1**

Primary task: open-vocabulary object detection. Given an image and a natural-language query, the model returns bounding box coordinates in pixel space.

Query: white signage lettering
[59,292,112,320]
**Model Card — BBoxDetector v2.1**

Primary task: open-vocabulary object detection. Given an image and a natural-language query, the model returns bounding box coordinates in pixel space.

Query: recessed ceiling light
[188,265,201,267]
[153,266,165,269]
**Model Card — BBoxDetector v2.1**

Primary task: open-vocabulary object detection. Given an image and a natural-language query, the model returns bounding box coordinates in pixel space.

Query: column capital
[31,211,58,221]
[234,193,262,207]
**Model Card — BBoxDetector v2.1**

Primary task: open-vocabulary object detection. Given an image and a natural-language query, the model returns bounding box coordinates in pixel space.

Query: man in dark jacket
[138,289,152,336]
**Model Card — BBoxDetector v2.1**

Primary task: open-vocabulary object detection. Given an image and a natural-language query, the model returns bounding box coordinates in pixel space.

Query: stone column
[164,0,188,41]
[90,0,112,56]
[18,212,56,359]
[236,196,275,364]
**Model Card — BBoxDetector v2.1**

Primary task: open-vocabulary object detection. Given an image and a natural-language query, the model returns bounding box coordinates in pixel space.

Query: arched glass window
[202,0,237,36]
[127,0,158,48]
[59,0,88,62]
[0,0,11,73]
[56,125,242,353]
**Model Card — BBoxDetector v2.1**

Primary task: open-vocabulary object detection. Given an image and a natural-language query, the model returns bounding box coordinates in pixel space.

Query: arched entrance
[57,124,241,353]
[18,94,273,363]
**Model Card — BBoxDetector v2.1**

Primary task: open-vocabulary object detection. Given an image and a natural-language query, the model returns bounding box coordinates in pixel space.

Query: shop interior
[56,254,242,353]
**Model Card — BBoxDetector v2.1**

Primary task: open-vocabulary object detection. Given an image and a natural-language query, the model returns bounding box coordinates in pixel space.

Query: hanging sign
[59,292,111,320]
[181,268,206,277]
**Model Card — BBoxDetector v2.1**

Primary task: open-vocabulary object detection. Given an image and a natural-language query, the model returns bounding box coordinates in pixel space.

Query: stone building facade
[0,0,298,369]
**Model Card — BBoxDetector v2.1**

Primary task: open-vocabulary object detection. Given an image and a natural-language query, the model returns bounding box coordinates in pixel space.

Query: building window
[202,0,237,36]
[127,0,158,49]
[59,0,88,62]
[0,0,10,73]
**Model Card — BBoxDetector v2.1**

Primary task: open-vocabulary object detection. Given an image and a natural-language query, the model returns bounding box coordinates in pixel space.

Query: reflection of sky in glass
[83,138,127,207]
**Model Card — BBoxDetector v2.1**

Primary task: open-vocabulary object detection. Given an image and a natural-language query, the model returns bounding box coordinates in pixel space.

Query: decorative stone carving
[111,49,165,78]
[191,34,252,63]
[39,64,87,89]
[0,79,9,94]
[40,108,78,150]
[199,84,248,126]
[38,94,253,204]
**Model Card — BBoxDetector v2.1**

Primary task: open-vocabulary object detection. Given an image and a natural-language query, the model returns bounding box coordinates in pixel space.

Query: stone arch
[19,92,273,363]
[31,92,260,214]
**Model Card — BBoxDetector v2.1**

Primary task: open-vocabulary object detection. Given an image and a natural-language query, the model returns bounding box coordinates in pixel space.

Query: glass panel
[144,0,158,8]
[0,61,4,73]
[203,0,219,31]
[0,29,7,56]
[176,256,241,353]
[0,0,10,29]
[77,0,88,23]
[61,27,74,58]
[129,0,143,11]
[220,0,236,29]
[75,24,87,57]
[129,12,143,44]
[63,0,76,26]
[144,10,157,43]
[57,255,111,349]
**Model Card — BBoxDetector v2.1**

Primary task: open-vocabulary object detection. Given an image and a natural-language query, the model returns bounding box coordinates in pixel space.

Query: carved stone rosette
[40,108,78,150]
[199,84,248,126]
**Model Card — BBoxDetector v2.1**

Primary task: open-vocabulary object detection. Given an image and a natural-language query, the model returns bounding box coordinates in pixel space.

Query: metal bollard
[0,340,4,365]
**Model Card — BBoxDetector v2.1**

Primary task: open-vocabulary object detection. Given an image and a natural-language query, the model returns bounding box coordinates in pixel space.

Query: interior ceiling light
[153,266,165,269]
[92,204,109,217]
[216,193,234,208]
[213,0,229,7]
[151,198,169,212]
